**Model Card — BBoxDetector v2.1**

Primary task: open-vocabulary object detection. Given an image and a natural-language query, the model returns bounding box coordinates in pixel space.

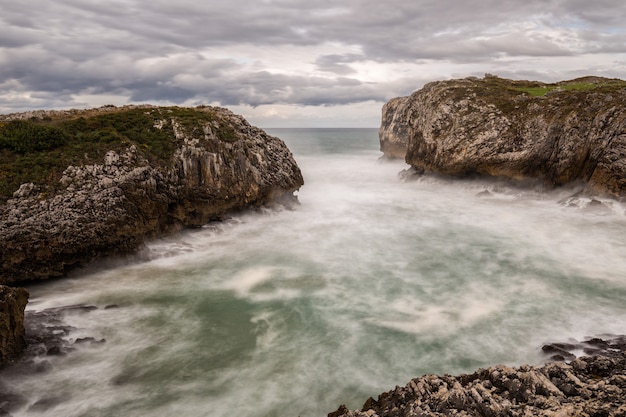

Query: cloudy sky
[1,0,625,127]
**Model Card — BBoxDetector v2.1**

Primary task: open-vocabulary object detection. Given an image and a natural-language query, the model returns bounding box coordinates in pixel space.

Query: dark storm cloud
[1,0,625,113]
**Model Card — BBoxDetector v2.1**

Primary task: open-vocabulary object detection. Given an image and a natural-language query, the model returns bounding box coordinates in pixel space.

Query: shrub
[0,120,68,153]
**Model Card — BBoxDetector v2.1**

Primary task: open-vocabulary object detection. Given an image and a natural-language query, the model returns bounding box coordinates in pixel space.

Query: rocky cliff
[0,286,28,366]
[379,75,626,196]
[0,105,303,284]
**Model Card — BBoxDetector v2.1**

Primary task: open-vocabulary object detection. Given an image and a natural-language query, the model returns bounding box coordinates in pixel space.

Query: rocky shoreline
[0,105,303,286]
[329,337,626,417]
[0,105,304,367]
[0,303,109,414]
[379,75,626,197]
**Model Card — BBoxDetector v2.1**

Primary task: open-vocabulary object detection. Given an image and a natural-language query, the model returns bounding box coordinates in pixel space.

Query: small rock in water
[541,335,626,361]
[74,337,106,345]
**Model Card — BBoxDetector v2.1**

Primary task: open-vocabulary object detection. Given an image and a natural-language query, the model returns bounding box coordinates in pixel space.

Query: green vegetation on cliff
[0,106,236,201]
[511,77,626,96]
[441,75,626,114]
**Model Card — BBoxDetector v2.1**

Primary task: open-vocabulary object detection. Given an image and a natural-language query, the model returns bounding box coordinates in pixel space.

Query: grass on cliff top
[508,77,626,97]
[445,75,626,114]
[0,106,235,202]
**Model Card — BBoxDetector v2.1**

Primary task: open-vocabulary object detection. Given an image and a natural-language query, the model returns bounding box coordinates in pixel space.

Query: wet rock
[74,337,106,345]
[329,337,626,417]
[542,335,626,361]
[379,75,626,197]
[0,286,29,367]
[542,343,578,362]
[0,303,106,415]
[0,303,106,378]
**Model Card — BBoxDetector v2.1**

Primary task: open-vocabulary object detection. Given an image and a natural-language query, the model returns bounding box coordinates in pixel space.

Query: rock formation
[379,97,412,159]
[0,286,29,366]
[0,105,303,284]
[329,337,626,417]
[379,75,626,196]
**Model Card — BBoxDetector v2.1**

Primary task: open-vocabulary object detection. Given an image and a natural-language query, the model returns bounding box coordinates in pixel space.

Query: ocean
[5,127,626,416]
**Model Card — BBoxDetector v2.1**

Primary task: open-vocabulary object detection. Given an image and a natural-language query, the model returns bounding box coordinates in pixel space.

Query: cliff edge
[0,105,303,285]
[379,75,626,196]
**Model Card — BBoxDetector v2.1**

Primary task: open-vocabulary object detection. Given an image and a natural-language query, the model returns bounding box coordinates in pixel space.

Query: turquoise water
[9,128,626,416]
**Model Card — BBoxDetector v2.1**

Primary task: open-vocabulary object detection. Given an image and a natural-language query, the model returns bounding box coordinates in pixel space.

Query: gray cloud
[1,0,625,118]
[314,54,365,75]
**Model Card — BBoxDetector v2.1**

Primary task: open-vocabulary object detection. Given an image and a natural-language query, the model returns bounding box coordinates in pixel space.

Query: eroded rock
[380,75,626,196]
[0,106,304,284]
[329,337,626,417]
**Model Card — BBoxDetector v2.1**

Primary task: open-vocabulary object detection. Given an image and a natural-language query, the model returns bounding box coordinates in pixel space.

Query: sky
[1,0,625,127]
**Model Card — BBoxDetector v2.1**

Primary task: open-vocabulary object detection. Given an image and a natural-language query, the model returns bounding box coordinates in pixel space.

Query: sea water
[5,128,626,417]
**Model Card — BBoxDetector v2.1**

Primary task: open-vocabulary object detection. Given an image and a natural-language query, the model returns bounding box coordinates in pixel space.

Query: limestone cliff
[379,75,626,196]
[0,105,303,284]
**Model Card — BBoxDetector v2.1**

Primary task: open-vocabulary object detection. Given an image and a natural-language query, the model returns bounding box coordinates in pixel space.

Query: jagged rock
[0,286,28,366]
[379,75,626,196]
[330,337,626,417]
[0,303,106,414]
[0,105,303,284]
[330,354,626,417]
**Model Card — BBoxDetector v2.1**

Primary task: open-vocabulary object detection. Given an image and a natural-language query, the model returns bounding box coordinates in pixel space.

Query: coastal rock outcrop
[330,339,626,417]
[379,75,626,196]
[0,105,303,284]
[0,286,28,366]
[379,97,411,159]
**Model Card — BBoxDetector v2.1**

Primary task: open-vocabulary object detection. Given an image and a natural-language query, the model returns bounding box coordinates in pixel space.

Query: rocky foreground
[380,75,626,197]
[330,337,626,417]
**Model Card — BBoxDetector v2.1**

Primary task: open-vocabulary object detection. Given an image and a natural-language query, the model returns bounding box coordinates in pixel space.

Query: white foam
[12,131,626,417]
[223,266,276,297]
